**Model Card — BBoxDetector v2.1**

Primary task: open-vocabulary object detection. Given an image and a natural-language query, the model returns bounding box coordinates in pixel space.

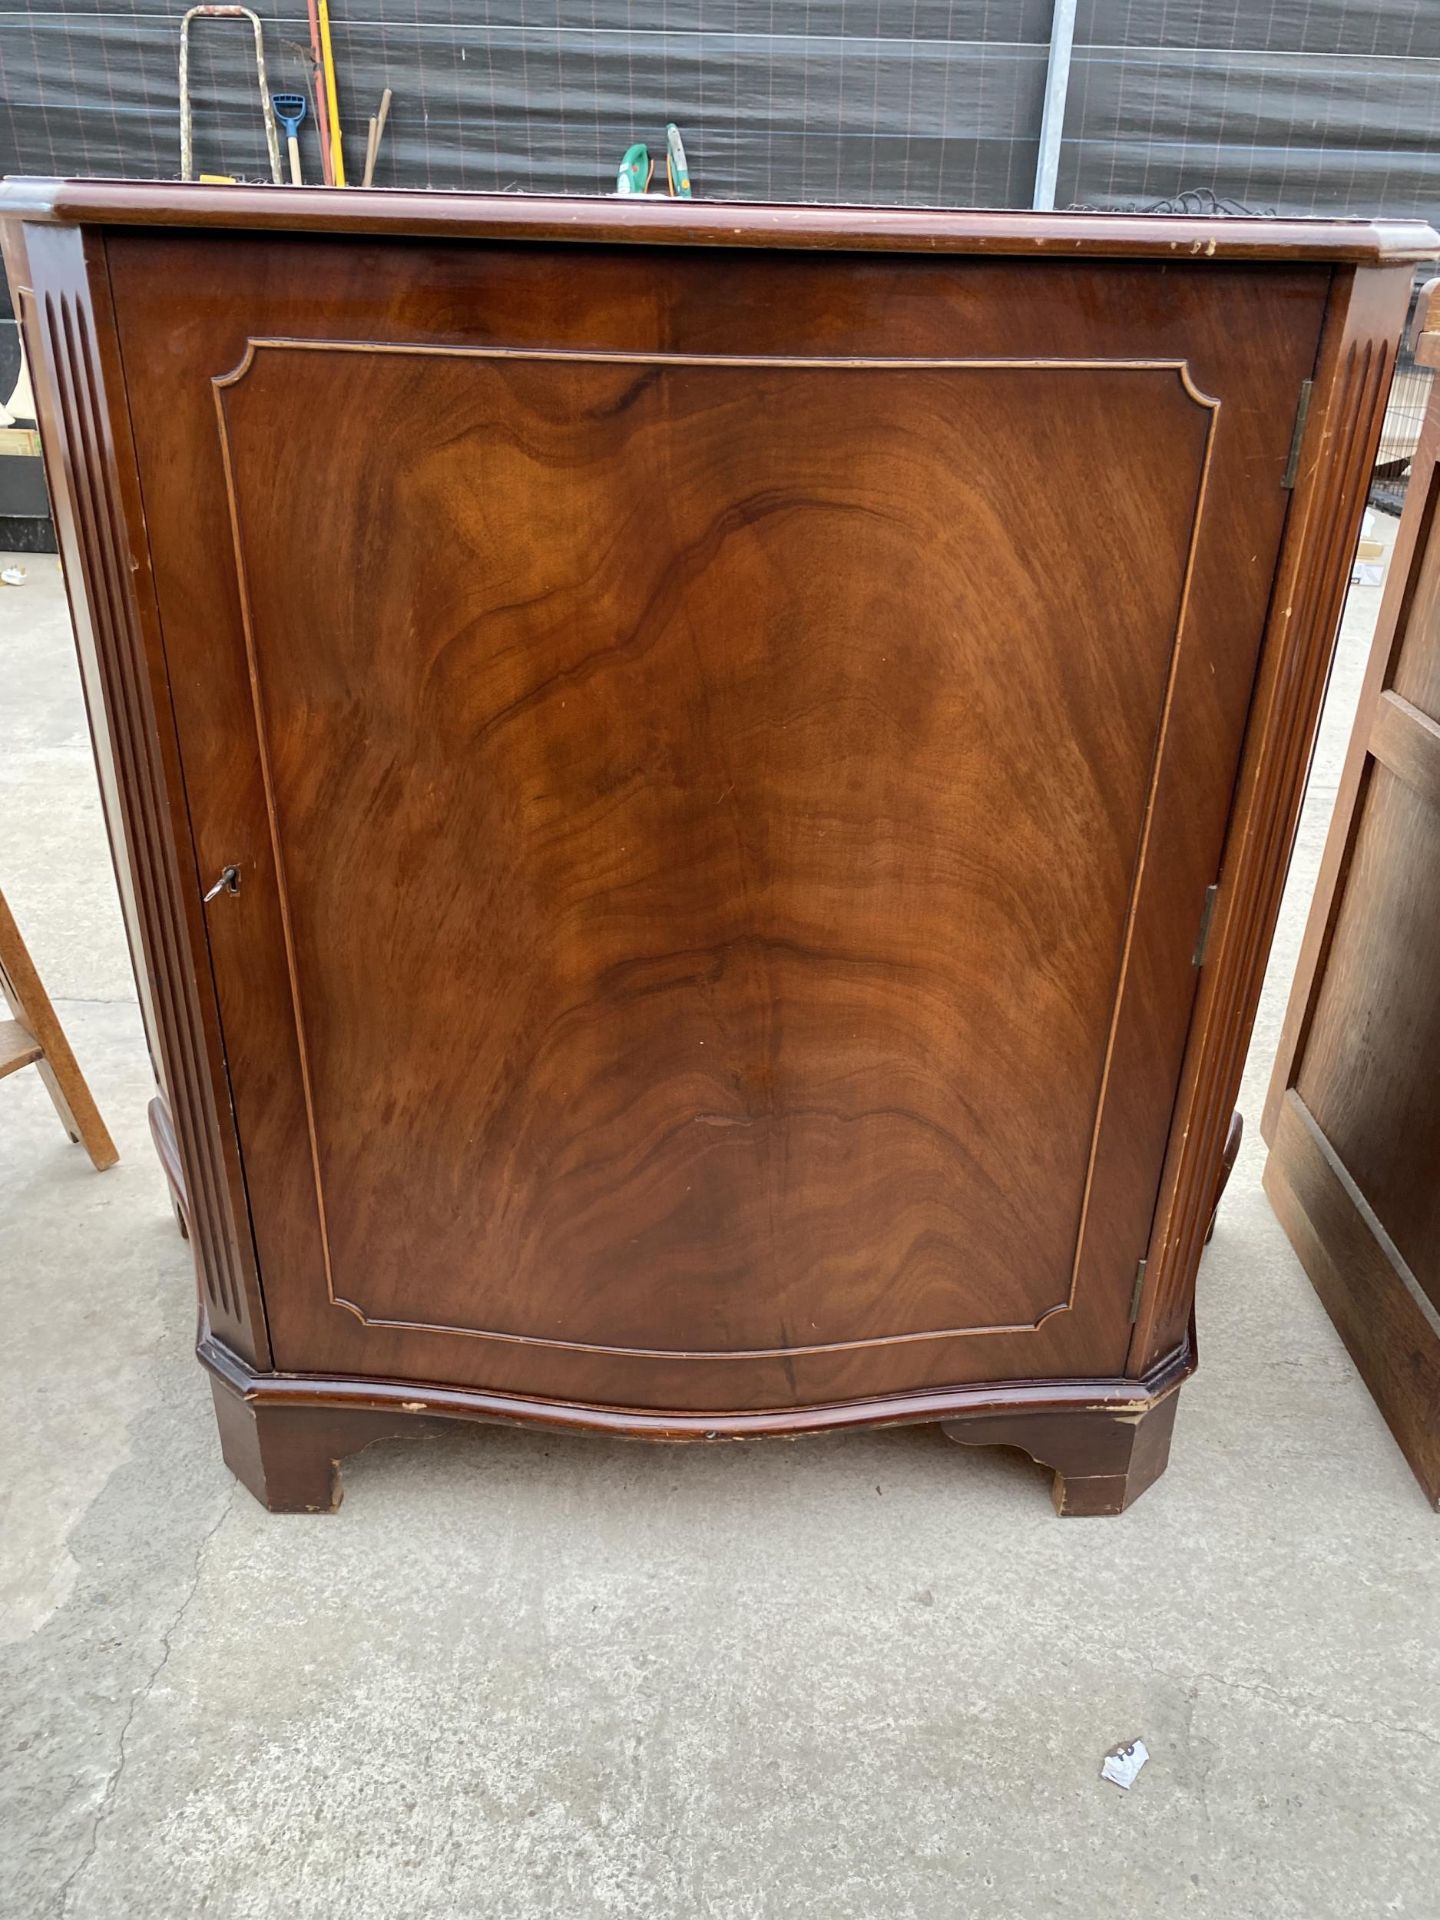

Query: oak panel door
[109,238,1327,1411]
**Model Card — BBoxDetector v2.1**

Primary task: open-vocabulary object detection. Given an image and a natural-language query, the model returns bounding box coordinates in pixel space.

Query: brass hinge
[1128,1258,1148,1324]
[1193,883,1219,967]
[1282,378,1313,490]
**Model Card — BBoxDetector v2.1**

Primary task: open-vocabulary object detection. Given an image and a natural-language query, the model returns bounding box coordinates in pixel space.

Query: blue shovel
[272,92,307,185]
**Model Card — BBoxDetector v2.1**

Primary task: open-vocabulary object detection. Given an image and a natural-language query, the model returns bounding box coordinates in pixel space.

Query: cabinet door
[1264,297,1440,1508]
[109,235,1328,1413]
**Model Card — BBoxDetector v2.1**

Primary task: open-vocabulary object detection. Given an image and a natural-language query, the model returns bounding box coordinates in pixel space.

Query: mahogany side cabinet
[3,180,1433,1514]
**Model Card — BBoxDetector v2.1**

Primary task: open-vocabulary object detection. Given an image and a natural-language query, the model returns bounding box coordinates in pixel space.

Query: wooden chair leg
[0,884,118,1171]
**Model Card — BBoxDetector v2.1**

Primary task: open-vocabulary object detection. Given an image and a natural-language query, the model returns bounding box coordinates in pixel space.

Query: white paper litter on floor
[1100,1739,1149,1790]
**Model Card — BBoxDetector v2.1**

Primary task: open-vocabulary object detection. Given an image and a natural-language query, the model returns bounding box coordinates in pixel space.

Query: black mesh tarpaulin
[0,1,1436,219]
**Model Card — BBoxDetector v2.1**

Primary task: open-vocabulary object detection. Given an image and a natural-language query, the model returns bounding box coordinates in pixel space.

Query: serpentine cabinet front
[3,186,1424,1511]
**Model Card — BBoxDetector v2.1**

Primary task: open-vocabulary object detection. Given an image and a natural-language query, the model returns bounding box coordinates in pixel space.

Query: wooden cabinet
[1264,281,1440,1510]
[3,181,1431,1513]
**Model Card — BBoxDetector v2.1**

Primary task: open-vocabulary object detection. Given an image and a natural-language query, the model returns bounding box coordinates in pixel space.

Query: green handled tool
[664,123,692,197]
[615,143,653,195]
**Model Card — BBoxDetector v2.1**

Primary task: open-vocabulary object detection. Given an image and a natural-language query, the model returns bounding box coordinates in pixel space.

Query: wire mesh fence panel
[1371,274,1436,516]
[1,3,1057,202]
[0,2,1435,214]
[1062,0,1440,216]
[1,2,1437,510]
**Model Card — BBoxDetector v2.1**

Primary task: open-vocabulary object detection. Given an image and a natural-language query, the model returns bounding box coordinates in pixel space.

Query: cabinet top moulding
[2,177,1435,265]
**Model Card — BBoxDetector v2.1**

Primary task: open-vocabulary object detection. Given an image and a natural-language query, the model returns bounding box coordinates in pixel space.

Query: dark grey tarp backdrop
[0,2,1437,216]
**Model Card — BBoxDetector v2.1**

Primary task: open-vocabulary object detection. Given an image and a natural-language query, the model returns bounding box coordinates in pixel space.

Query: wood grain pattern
[2,189,1421,1509]
[213,339,1211,1368]
[98,229,1335,1422]
[1263,281,1440,1508]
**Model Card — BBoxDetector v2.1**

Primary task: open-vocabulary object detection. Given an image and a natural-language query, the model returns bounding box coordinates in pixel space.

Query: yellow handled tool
[317,0,345,184]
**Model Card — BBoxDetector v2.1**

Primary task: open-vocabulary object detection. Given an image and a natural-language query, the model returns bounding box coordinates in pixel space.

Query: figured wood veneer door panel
[211,345,1204,1357]
[106,236,1329,1409]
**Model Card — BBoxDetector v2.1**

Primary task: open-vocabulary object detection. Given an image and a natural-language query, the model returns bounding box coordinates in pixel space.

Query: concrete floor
[2,523,1437,1920]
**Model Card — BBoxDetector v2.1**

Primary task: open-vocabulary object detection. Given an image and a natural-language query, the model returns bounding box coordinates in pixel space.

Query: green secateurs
[615,123,692,197]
